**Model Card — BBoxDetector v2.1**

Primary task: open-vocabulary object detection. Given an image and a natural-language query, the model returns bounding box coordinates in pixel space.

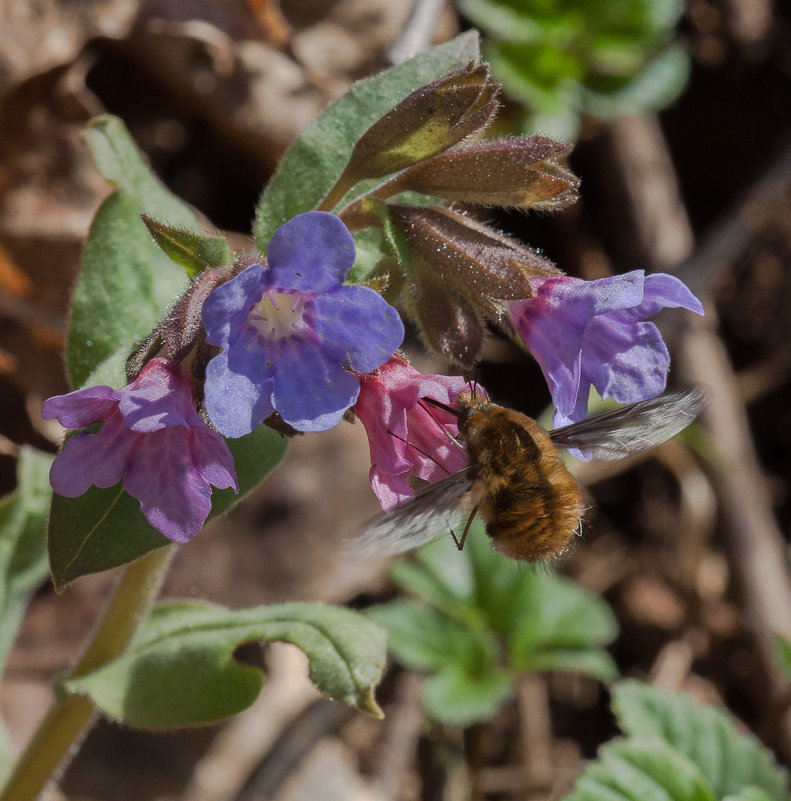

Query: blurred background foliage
[457,0,690,139]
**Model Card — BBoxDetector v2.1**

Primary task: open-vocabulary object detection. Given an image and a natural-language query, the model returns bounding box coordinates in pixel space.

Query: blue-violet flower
[42,357,237,543]
[509,270,704,430]
[203,211,405,437]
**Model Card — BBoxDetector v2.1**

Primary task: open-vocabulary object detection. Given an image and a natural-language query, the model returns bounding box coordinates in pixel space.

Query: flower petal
[270,336,360,432]
[49,412,136,496]
[118,358,202,432]
[42,386,118,429]
[204,349,275,438]
[124,427,213,543]
[631,273,705,319]
[509,292,590,417]
[203,264,267,349]
[190,427,238,491]
[266,211,355,292]
[580,271,645,315]
[585,319,670,403]
[309,285,404,373]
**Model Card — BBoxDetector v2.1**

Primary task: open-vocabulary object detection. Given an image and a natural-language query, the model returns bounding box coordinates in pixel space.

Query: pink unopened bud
[339,63,499,186]
[386,204,562,368]
[386,136,580,210]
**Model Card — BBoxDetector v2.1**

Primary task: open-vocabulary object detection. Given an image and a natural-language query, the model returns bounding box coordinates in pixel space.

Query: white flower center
[251,291,307,339]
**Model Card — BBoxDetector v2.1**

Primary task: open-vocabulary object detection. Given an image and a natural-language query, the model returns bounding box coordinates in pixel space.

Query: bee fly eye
[458,406,475,428]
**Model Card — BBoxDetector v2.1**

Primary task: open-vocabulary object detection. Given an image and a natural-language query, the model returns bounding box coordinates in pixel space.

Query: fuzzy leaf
[253,31,481,248]
[423,665,512,726]
[564,737,718,801]
[612,681,791,801]
[48,426,286,591]
[0,448,53,781]
[142,215,234,279]
[65,600,387,727]
[0,448,53,669]
[368,599,497,672]
[67,116,200,389]
[371,527,618,724]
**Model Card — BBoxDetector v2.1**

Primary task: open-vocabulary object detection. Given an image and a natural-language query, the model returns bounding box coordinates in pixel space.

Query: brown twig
[606,114,791,757]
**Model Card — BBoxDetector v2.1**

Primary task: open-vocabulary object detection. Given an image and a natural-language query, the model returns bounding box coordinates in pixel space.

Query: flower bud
[388,203,559,300]
[386,204,562,368]
[388,136,580,210]
[342,63,499,183]
[126,266,234,381]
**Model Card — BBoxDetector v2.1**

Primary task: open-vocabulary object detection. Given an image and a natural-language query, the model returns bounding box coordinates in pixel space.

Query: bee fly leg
[386,429,453,475]
[450,504,480,551]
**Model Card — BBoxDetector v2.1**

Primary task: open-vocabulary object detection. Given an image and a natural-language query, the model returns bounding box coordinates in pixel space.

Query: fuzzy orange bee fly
[359,387,709,562]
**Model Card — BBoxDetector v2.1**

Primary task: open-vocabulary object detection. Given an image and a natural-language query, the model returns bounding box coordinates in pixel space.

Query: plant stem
[0,545,175,801]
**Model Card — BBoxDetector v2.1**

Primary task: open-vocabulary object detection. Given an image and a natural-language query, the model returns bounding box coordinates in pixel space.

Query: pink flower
[42,357,237,543]
[355,357,474,511]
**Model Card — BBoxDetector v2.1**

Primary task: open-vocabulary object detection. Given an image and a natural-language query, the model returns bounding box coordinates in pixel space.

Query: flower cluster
[47,212,404,541]
[43,358,237,543]
[47,64,705,545]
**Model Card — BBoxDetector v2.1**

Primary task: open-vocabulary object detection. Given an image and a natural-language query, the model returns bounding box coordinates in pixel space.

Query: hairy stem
[0,545,175,801]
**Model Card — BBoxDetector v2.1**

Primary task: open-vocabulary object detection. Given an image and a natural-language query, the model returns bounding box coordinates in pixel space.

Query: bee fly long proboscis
[357,386,710,563]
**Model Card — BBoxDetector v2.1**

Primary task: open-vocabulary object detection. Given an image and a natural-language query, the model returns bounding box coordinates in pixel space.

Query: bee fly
[359,387,709,562]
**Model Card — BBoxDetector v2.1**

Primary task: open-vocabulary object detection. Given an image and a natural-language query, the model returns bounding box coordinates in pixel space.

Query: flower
[355,356,474,511]
[42,357,237,543]
[509,270,704,429]
[202,211,405,437]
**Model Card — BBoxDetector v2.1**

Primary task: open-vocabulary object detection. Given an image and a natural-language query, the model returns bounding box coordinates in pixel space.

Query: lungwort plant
[0,31,710,799]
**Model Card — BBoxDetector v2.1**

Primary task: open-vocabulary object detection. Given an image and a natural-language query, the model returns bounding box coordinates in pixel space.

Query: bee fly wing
[549,386,710,461]
[355,467,476,556]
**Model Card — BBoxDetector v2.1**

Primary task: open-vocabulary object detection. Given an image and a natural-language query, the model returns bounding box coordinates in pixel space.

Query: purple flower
[202,211,405,437]
[355,356,473,511]
[42,357,237,543]
[509,270,704,429]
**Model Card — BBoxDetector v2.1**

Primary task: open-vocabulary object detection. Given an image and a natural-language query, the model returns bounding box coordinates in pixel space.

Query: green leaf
[142,215,234,279]
[583,45,690,118]
[526,648,618,682]
[366,600,497,674]
[506,570,618,669]
[459,521,618,675]
[253,32,480,248]
[724,789,776,801]
[348,227,390,284]
[67,116,200,389]
[564,737,718,801]
[64,600,387,727]
[774,636,791,680]
[0,448,53,778]
[389,537,475,616]
[0,448,53,670]
[367,599,511,725]
[611,681,791,801]
[423,664,512,726]
[48,426,287,590]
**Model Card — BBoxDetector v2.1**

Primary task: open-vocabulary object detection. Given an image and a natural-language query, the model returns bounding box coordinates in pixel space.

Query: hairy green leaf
[253,31,480,248]
[565,737,717,801]
[0,448,53,777]
[612,681,791,800]
[65,600,387,727]
[67,116,200,389]
[142,216,234,279]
